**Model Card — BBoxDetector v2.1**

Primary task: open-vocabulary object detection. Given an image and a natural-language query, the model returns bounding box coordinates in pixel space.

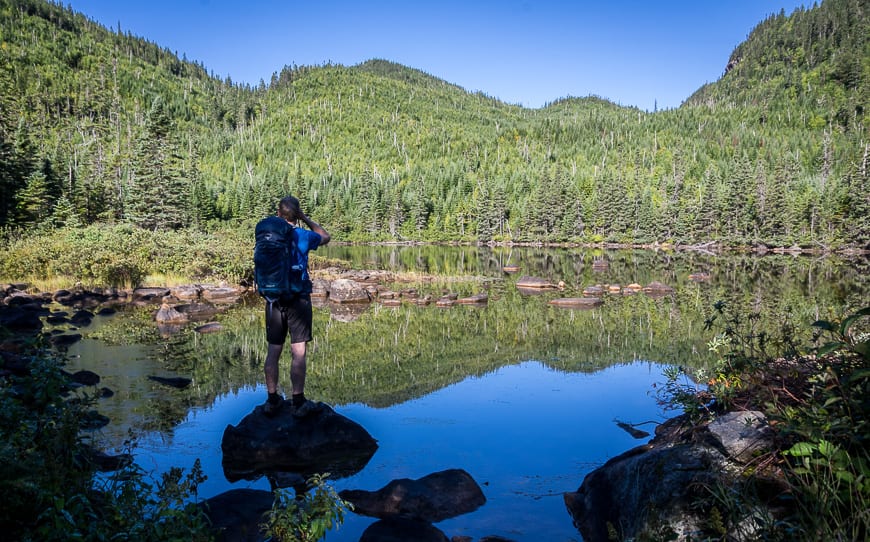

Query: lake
[63,246,869,541]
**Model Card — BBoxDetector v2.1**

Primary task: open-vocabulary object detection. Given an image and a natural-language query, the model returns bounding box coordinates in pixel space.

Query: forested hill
[1,0,867,249]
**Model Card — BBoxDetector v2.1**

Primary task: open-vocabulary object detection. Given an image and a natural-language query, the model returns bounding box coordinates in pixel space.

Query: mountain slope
[1,0,867,248]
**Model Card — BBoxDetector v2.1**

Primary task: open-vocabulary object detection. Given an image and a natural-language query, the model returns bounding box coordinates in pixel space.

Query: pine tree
[15,169,52,226]
[126,96,187,230]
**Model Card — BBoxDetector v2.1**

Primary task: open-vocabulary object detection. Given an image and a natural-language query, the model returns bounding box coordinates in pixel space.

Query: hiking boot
[263,396,283,418]
[291,399,319,418]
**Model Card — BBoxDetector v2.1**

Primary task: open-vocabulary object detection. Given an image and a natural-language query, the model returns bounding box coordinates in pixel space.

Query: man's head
[278,195,301,222]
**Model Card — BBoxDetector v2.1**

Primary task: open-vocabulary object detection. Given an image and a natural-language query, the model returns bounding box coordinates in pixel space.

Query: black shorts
[265,295,313,345]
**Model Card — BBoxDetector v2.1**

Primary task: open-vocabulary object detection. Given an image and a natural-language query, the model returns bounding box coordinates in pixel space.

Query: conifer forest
[0,0,867,250]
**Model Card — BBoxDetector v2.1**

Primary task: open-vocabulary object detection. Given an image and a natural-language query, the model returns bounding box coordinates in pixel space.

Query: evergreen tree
[15,169,52,227]
[126,96,187,230]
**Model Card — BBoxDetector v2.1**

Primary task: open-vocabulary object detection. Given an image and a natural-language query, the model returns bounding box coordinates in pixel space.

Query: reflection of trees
[89,249,869,421]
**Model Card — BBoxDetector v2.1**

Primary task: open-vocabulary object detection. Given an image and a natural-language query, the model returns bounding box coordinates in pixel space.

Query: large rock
[201,488,273,542]
[705,411,773,464]
[221,401,378,482]
[155,303,189,324]
[201,284,246,303]
[132,287,171,302]
[0,305,43,333]
[329,279,372,304]
[359,518,450,542]
[340,468,486,523]
[564,412,783,542]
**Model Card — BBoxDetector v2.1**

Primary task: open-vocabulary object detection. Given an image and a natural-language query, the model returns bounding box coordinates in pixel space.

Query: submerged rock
[515,276,557,290]
[148,375,192,389]
[221,401,378,483]
[201,488,273,542]
[548,297,602,309]
[340,468,486,523]
[359,518,450,542]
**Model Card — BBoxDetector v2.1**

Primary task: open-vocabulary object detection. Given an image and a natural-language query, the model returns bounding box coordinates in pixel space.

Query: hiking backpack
[253,216,305,300]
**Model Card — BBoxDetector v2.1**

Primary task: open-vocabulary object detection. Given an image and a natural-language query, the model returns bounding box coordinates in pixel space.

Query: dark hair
[277,196,300,221]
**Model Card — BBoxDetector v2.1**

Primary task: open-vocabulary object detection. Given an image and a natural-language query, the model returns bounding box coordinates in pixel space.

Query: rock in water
[340,468,486,523]
[221,401,378,482]
[201,489,274,542]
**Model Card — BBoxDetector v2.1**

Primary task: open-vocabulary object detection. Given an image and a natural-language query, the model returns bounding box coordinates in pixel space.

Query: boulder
[340,269,395,285]
[435,296,456,308]
[221,401,378,483]
[642,281,674,295]
[359,518,449,542]
[46,312,69,324]
[582,285,605,296]
[329,279,372,304]
[155,303,189,324]
[340,468,486,523]
[3,291,40,306]
[311,278,330,298]
[457,293,488,305]
[194,322,223,334]
[69,309,95,326]
[176,302,222,320]
[413,295,433,306]
[564,412,783,542]
[201,284,246,303]
[169,285,202,300]
[70,369,101,386]
[132,287,171,303]
[548,297,603,309]
[515,276,557,290]
[49,333,82,348]
[705,411,773,464]
[0,305,43,333]
[201,489,273,542]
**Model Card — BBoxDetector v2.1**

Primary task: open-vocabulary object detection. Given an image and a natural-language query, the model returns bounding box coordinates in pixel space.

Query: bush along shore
[565,302,870,542]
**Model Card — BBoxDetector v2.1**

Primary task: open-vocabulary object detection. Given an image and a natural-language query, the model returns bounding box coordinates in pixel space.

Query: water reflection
[61,247,868,541]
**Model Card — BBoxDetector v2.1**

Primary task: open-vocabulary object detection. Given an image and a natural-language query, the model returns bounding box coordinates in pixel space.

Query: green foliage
[0,347,214,541]
[0,223,256,286]
[812,306,870,359]
[261,473,352,542]
[0,0,867,248]
[659,302,870,540]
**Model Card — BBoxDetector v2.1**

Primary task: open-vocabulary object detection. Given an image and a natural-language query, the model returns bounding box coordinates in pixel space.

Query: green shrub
[0,347,214,541]
[261,473,352,542]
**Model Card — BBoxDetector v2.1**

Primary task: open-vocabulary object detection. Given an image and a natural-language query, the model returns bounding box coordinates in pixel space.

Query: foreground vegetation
[658,303,870,540]
[0,338,353,540]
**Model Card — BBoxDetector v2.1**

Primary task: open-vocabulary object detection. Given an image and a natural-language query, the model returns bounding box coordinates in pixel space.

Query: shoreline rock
[564,410,786,542]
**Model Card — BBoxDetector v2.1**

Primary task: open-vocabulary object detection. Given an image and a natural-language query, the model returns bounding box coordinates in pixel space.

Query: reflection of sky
[105,360,667,542]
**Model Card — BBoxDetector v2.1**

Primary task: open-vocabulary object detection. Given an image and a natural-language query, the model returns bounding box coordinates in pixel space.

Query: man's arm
[297,210,331,246]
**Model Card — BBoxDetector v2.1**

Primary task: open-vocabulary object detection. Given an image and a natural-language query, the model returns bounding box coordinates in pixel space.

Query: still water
[63,246,868,541]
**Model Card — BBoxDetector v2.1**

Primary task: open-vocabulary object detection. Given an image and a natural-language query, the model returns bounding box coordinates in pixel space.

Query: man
[260,195,331,417]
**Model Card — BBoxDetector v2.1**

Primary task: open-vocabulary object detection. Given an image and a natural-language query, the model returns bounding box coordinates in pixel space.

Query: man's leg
[289,341,307,397]
[264,343,284,396]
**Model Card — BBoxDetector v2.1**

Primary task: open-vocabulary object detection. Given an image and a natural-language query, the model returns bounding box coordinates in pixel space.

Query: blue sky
[65,1,809,111]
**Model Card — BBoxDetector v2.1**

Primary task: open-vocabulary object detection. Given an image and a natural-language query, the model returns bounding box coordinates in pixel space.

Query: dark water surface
[62,246,868,541]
